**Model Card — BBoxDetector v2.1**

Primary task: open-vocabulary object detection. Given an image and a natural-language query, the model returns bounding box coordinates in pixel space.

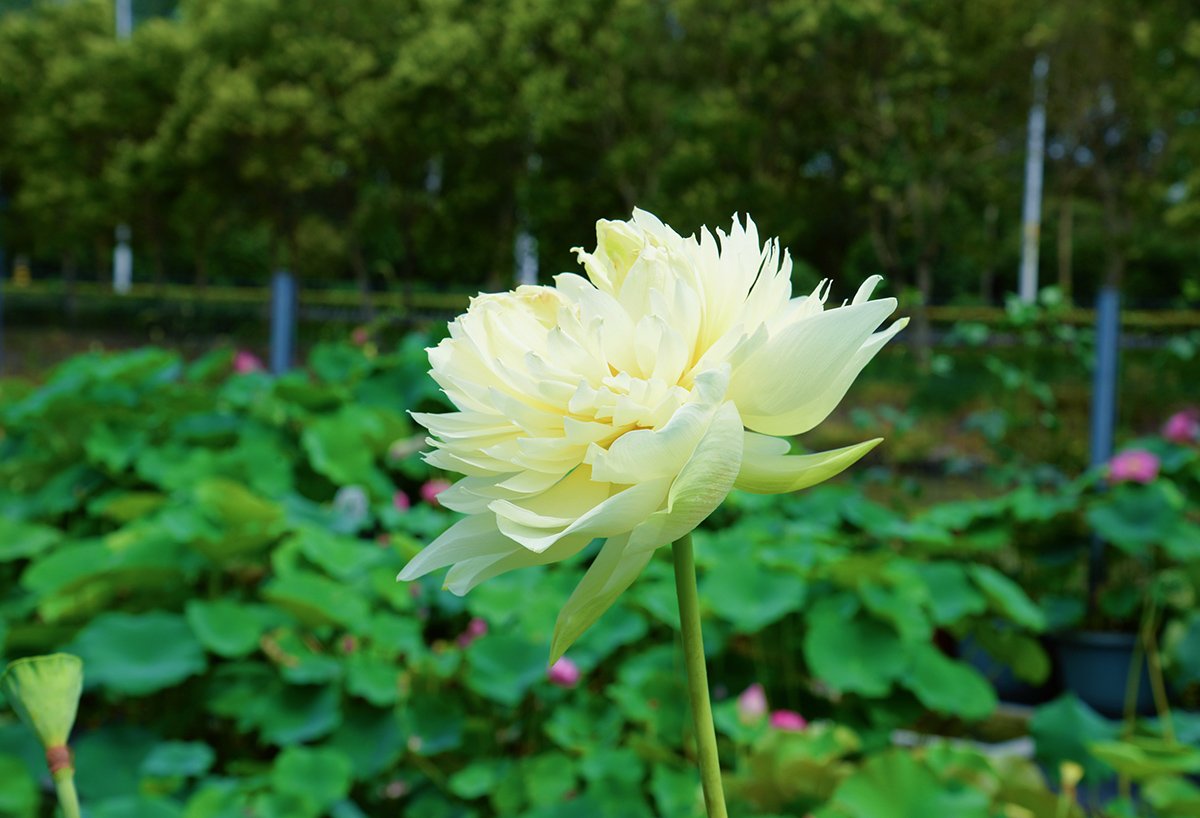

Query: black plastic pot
[959,634,1060,705]
[1053,631,1154,717]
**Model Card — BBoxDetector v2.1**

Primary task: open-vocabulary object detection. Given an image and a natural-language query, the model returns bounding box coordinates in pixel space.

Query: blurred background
[1,0,1199,367]
[3,3,1200,818]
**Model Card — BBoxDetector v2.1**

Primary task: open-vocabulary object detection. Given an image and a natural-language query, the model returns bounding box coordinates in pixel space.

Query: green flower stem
[672,533,728,818]
[51,768,81,818]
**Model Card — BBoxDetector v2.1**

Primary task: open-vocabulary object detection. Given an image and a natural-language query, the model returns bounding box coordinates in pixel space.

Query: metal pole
[113,0,132,294]
[269,270,297,375]
[115,0,133,39]
[113,224,132,294]
[514,228,538,287]
[1019,53,1050,304]
[1088,286,1121,596]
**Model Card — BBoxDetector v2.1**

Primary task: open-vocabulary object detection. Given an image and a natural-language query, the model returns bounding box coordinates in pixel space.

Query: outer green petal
[729,300,899,436]
[548,401,744,663]
[743,317,909,437]
[625,400,744,553]
[397,514,515,581]
[492,475,672,553]
[734,438,883,495]
[549,534,650,664]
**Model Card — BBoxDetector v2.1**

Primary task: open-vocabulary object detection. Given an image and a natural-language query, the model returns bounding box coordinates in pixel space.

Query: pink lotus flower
[352,327,369,346]
[769,710,808,732]
[393,491,411,512]
[382,779,409,799]
[341,635,359,654]
[456,617,488,648]
[1108,449,1160,484]
[233,350,264,374]
[737,683,768,724]
[1163,409,1200,445]
[421,479,452,507]
[547,657,581,688]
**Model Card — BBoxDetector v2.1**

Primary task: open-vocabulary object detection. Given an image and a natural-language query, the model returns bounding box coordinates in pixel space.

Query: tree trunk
[980,204,999,304]
[867,201,904,293]
[349,230,374,321]
[1057,196,1073,303]
[914,256,933,370]
[151,235,167,294]
[194,227,211,292]
[487,204,515,293]
[62,252,77,319]
[1094,160,1127,291]
[94,236,110,284]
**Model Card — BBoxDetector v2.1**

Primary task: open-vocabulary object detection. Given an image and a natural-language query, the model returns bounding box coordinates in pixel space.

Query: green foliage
[2,0,1199,305]
[2,340,1197,817]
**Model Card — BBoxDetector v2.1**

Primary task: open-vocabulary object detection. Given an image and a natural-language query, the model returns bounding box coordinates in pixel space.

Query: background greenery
[3,0,1200,815]
[1,335,1199,817]
[1,0,1200,312]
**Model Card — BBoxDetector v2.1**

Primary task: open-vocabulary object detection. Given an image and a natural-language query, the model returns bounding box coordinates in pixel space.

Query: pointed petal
[729,300,900,436]
[549,533,651,663]
[626,400,744,553]
[397,514,514,581]
[444,531,588,594]
[742,316,908,437]
[492,475,672,553]
[584,366,730,484]
[852,275,884,305]
[743,431,791,458]
[734,438,883,495]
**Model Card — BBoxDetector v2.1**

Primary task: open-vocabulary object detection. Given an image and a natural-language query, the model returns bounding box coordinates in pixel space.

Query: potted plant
[1044,416,1200,718]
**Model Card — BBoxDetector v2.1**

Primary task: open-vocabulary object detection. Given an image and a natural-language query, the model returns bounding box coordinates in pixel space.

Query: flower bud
[736,683,768,724]
[232,350,264,374]
[769,709,807,732]
[1108,449,1160,484]
[547,657,581,688]
[0,654,83,751]
[1163,409,1200,444]
[420,480,451,507]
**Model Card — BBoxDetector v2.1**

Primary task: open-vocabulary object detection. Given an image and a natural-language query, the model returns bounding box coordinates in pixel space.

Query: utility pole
[113,0,133,294]
[1018,53,1050,304]
[514,229,538,287]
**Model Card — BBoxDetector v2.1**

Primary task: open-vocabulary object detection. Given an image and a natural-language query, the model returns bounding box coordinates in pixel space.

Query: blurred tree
[1038,0,1199,303]
[0,0,118,299]
[0,0,1197,310]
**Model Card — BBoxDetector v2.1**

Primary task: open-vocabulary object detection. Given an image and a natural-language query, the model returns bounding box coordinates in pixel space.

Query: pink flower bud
[393,491,411,511]
[341,635,359,654]
[1163,409,1200,445]
[547,657,581,688]
[421,479,452,507]
[352,327,369,346]
[737,683,768,724]
[456,617,488,648]
[383,779,409,798]
[769,710,808,732]
[1108,449,1160,484]
[233,350,264,374]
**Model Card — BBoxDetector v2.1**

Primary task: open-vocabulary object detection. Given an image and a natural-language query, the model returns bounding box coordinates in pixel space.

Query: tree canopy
[0,0,1197,307]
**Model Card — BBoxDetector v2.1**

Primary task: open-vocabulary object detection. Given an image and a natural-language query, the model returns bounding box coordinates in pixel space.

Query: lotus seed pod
[1,653,83,750]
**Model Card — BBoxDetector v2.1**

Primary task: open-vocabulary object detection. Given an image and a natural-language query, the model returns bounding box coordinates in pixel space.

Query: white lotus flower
[399,210,907,660]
